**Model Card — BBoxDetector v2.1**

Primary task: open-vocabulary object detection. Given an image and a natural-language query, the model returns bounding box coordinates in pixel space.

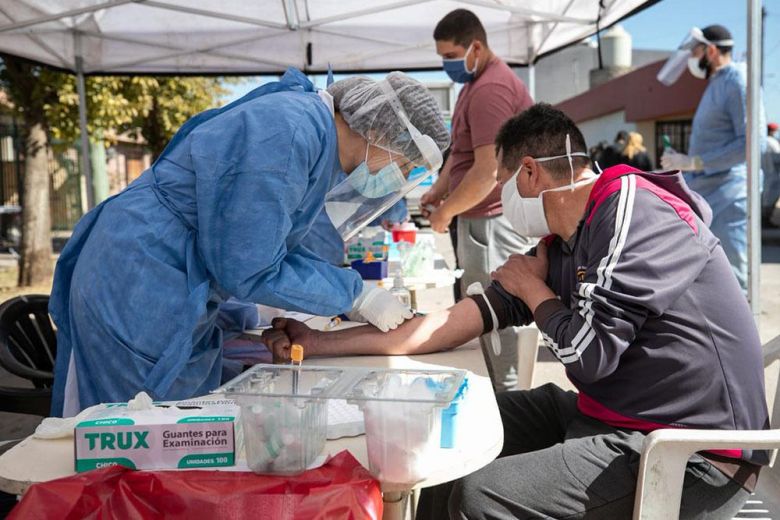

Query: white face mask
[500,134,593,237]
[687,56,707,79]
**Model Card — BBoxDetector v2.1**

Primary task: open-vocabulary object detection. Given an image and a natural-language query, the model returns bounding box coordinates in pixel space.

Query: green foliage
[0,55,62,137]
[119,76,234,158]
[0,54,236,157]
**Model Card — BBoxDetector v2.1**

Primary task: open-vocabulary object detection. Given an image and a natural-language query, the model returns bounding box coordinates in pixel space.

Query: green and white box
[74,398,239,472]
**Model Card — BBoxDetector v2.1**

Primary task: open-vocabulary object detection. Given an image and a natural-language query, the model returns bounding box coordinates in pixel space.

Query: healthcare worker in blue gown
[50,68,449,416]
[658,25,766,291]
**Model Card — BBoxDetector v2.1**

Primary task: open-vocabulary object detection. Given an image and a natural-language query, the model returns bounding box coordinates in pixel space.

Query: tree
[51,75,233,160]
[0,55,61,286]
[50,75,234,160]
[120,77,232,160]
[0,55,233,287]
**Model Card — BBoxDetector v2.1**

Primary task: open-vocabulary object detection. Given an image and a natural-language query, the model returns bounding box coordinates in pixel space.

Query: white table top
[0,337,502,497]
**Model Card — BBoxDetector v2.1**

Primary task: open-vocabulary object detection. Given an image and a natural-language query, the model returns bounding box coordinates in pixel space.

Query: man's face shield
[325,82,444,241]
[657,27,734,86]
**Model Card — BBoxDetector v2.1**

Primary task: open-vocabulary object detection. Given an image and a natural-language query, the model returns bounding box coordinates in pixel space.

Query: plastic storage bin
[214,365,466,482]
[350,370,460,485]
[216,366,342,475]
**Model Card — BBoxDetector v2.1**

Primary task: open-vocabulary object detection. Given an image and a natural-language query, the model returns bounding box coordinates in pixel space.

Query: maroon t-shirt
[448,57,533,218]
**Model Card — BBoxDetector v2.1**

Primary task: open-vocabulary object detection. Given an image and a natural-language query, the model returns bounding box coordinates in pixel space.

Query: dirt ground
[0,260,54,301]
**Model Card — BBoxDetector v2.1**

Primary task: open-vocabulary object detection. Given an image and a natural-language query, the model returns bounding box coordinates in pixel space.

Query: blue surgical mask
[442,43,478,83]
[348,143,407,199]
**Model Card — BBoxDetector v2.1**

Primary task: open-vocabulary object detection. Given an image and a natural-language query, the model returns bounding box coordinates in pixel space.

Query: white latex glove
[33,392,154,439]
[346,286,413,332]
[661,150,703,171]
[33,403,105,439]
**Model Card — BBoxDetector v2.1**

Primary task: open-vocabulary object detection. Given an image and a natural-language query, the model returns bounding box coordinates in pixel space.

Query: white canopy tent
[0,0,764,318]
[0,0,657,210]
[0,1,654,74]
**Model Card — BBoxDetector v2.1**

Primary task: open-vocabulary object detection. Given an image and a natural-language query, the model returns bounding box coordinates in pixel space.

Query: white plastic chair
[515,325,540,390]
[632,334,780,520]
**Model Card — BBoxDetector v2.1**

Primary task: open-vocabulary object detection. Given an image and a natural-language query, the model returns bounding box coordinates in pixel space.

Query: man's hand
[261,318,319,364]
[491,241,554,313]
[428,206,454,233]
[420,187,445,218]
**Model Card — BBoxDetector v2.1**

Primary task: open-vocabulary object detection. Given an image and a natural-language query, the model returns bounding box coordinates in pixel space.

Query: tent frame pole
[75,32,94,210]
[747,0,761,319]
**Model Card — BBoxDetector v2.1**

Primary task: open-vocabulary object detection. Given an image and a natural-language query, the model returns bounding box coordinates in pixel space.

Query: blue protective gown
[686,62,765,291]
[49,69,362,415]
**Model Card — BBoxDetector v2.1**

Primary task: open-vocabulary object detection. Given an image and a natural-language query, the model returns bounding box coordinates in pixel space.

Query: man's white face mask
[500,134,594,237]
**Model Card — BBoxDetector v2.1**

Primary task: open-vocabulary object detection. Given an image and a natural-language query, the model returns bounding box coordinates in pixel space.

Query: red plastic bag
[9,451,382,520]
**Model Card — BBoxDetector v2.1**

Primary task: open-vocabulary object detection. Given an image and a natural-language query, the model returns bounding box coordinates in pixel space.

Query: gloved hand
[661,150,703,172]
[346,286,413,332]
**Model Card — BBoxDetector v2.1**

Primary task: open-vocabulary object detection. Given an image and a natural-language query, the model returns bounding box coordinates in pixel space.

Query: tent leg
[75,33,94,211]
[747,0,762,320]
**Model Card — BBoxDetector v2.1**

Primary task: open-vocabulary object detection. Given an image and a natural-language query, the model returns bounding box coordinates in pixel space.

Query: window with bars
[654,120,693,169]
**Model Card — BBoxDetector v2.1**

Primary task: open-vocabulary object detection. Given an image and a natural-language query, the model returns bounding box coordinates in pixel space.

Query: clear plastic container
[389,273,412,308]
[348,369,460,485]
[362,399,441,484]
[218,366,342,475]
[214,365,466,481]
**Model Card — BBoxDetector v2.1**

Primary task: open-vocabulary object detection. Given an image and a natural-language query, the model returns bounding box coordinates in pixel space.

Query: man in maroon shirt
[422,9,535,390]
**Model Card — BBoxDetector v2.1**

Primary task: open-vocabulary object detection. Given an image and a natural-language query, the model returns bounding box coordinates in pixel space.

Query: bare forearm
[439,147,497,217]
[308,299,484,357]
[441,168,496,216]
[429,159,452,198]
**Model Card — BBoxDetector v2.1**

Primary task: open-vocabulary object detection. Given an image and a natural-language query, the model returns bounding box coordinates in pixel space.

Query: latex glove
[32,391,154,439]
[661,150,703,171]
[33,403,105,439]
[346,286,413,332]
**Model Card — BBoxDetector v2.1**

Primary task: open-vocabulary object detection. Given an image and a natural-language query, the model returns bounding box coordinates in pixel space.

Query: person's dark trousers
[450,215,461,301]
[0,492,16,519]
[417,384,750,520]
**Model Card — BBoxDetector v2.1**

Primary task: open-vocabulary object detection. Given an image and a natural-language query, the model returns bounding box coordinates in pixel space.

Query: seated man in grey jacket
[263,103,768,520]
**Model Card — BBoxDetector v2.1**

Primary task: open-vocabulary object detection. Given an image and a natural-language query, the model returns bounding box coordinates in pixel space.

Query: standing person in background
[421,8,535,391]
[589,140,610,171]
[762,123,780,227]
[620,132,653,171]
[598,130,628,169]
[660,25,766,291]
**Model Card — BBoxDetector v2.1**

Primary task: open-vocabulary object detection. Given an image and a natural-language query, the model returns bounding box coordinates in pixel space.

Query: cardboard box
[74,398,239,472]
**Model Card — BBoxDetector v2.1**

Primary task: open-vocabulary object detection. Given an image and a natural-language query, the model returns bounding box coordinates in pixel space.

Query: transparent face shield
[325,81,444,241]
[657,27,734,86]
